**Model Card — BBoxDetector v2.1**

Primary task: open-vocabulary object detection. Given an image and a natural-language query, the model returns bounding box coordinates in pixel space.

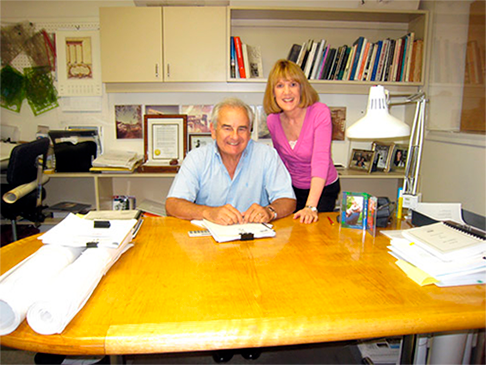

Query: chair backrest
[7,138,49,187]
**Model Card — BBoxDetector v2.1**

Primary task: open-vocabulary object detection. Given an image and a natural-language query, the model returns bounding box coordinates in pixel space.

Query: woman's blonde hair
[263,59,319,115]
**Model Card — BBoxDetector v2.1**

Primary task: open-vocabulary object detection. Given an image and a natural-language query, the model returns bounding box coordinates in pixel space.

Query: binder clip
[239,232,254,241]
[94,220,111,229]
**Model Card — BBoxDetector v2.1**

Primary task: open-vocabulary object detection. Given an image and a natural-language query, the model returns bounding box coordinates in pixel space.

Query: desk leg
[109,355,125,364]
[400,335,416,364]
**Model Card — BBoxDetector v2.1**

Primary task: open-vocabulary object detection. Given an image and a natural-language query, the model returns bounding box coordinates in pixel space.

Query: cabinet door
[100,7,163,83]
[163,7,226,82]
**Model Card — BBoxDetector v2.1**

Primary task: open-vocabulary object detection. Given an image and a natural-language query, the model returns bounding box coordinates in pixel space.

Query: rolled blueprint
[2,174,50,204]
[27,241,132,335]
[0,245,84,335]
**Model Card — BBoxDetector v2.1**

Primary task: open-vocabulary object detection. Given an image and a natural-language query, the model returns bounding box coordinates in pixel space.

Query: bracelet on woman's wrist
[305,205,318,213]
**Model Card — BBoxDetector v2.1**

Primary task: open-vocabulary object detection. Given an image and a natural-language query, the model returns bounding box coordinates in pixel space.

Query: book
[91,150,142,170]
[388,238,486,279]
[404,32,415,82]
[247,44,263,78]
[233,36,246,78]
[202,219,275,243]
[356,41,371,81]
[348,37,364,80]
[411,39,424,82]
[296,40,308,67]
[382,39,396,81]
[330,45,345,80]
[362,43,375,81]
[321,47,337,80]
[310,39,326,79]
[335,46,350,80]
[287,43,302,63]
[230,36,236,78]
[340,192,370,230]
[342,44,357,80]
[303,40,318,78]
[299,39,312,70]
[370,40,383,81]
[242,43,250,79]
[402,221,486,261]
[375,39,389,81]
[364,43,377,81]
[317,46,330,79]
[350,37,367,81]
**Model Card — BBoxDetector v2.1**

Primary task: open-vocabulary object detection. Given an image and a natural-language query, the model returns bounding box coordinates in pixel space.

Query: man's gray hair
[210,97,254,130]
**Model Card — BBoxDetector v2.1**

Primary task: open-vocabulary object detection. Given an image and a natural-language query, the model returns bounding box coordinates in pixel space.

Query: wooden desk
[1,214,484,356]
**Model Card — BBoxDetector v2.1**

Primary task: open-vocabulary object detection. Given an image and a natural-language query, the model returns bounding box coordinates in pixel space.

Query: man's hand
[242,203,271,224]
[203,204,244,225]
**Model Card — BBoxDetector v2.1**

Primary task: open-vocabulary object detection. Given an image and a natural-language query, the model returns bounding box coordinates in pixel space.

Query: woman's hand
[293,207,319,224]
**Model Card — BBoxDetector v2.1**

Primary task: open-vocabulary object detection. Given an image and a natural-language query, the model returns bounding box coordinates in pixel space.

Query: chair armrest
[2,175,50,204]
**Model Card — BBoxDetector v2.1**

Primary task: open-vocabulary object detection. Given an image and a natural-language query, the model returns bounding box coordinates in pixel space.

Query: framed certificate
[139,115,187,172]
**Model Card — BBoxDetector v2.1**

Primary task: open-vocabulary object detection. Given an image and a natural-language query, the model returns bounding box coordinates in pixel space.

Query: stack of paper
[39,213,138,248]
[202,219,275,243]
[90,150,142,173]
[385,222,486,287]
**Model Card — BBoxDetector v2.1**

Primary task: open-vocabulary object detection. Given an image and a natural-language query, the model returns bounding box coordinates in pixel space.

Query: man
[166,97,296,225]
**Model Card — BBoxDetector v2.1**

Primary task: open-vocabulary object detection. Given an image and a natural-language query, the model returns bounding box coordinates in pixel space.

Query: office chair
[1,137,50,242]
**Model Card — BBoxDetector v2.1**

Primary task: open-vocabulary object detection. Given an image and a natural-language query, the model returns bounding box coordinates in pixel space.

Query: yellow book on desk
[402,221,486,261]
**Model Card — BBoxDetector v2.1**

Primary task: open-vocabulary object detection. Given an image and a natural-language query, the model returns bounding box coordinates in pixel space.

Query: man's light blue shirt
[167,139,295,212]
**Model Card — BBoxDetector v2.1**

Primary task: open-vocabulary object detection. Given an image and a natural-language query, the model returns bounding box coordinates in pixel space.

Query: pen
[327,216,335,226]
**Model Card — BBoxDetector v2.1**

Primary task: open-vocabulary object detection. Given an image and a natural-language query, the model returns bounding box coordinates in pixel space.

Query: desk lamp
[346,85,427,211]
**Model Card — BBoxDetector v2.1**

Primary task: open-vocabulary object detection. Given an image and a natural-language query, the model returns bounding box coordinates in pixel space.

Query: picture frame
[348,149,375,173]
[389,144,409,172]
[371,141,394,172]
[189,134,213,151]
[340,191,370,230]
[139,114,187,173]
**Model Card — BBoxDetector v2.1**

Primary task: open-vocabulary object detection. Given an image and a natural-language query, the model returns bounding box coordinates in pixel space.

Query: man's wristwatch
[305,205,318,213]
[266,205,277,221]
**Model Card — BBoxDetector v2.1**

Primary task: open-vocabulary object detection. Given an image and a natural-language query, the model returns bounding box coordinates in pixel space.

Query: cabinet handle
[167,64,170,78]
[155,64,159,78]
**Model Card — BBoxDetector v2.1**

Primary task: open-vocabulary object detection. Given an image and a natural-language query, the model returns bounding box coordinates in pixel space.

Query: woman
[263,59,340,224]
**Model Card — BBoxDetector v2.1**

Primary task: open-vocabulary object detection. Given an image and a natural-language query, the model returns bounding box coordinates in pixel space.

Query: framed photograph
[340,191,370,229]
[348,149,375,173]
[371,141,394,172]
[139,114,187,173]
[389,144,409,172]
[189,134,213,151]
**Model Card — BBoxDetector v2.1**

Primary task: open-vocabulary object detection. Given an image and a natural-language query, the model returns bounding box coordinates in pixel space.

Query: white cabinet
[100,6,227,83]
[163,6,227,82]
[100,7,163,83]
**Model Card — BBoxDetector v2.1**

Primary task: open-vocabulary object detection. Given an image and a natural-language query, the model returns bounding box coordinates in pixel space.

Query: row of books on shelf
[287,33,423,83]
[230,36,263,79]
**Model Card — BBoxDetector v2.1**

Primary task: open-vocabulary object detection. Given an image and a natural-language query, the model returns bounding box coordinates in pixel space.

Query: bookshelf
[229,7,429,94]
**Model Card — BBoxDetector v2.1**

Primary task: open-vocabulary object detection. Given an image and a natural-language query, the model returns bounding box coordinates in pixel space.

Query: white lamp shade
[346,85,411,139]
